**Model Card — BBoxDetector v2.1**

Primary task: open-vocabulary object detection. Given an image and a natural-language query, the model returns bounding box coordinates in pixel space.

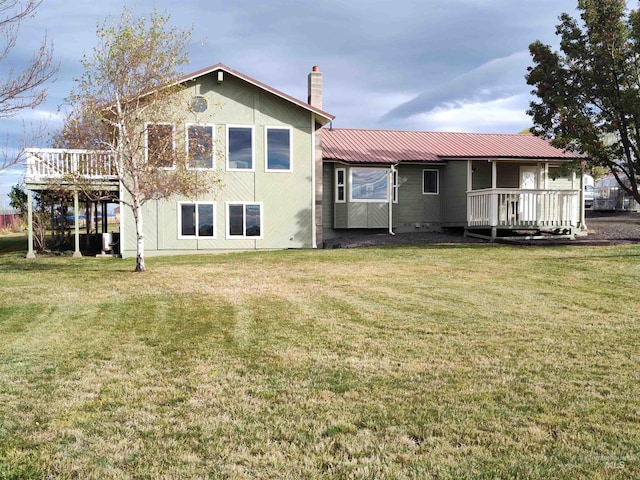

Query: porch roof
[322,128,584,165]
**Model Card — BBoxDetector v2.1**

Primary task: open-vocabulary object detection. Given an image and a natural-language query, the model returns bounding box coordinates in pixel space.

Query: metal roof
[322,128,583,164]
[177,63,335,125]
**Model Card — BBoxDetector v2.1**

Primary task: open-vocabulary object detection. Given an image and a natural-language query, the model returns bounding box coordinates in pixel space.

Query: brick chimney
[308,65,323,109]
[308,66,324,248]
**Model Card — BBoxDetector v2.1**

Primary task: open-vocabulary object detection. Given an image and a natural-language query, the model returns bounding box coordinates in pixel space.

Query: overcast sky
[0,0,582,206]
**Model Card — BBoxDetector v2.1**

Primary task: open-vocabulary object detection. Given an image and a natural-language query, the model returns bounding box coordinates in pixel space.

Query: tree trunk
[133,198,145,272]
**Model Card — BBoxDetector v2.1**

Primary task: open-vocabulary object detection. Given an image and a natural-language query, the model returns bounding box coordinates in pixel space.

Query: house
[24,64,334,258]
[0,209,21,232]
[23,64,585,258]
[321,129,585,241]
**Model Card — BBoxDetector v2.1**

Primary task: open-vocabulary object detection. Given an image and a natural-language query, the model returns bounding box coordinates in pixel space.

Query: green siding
[322,163,337,239]
[368,203,389,228]
[393,164,442,231]
[472,160,492,190]
[497,162,522,188]
[440,161,468,225]
[548,166,574,189]
[334,203,348,229]
[348,203,369,228]
[121,70,316,258]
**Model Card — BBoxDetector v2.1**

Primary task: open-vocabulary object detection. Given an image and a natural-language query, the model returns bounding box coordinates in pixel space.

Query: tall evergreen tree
[527,0,640,203]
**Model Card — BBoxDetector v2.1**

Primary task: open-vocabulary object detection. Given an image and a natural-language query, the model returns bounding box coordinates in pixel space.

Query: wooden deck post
[577,163,588,236]
[72,190,82,258]
[26,189,36,259]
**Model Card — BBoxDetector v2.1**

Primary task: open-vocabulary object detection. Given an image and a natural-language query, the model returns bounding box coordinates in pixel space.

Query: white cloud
[409,95,532,133]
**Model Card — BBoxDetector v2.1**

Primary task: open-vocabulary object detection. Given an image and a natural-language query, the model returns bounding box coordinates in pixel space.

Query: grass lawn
[0,236,639,479]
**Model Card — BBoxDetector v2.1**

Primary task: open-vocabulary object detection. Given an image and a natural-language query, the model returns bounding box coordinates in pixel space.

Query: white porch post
[490,160,497,239]
[72,190,82,258]
[388,165,395,236]
[491,160,497,189]
[26,189,36,259]
[577,161,588,235]
[466,161,473,235]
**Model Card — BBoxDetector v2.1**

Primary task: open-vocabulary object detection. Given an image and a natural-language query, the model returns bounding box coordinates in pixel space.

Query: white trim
[226,125,255,171]
[225,202,263,239]
[335,167,346,203]
[264,126,293,172]
[145,122,176,170]
[186,123,216,170]
[422,169,440,195]
[349,167,389,203]
[389,165,396,235]
[178,201,216,239]
[392,168,399,204]
[311,118,316,248]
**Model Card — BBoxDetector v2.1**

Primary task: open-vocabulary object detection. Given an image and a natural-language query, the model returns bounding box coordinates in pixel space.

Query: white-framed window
[226,202,263,239]
[423,169,439,195]
[392,169,399,203]
[146,123,175,168]
[335,167,346,203]
[265,126,292,172]
[227,126,254,171]
[350,168,389,202]
[178,202,215,238]
[186,124,215,169]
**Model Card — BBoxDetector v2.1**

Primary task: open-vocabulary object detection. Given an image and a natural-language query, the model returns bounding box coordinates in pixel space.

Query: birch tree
[61,8,216,272]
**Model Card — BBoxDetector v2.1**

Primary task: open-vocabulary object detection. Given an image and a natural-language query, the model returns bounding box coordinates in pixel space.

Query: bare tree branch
[0,0,58,170]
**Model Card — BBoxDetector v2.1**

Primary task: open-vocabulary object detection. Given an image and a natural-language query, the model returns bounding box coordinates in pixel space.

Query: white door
[520,166,538,222]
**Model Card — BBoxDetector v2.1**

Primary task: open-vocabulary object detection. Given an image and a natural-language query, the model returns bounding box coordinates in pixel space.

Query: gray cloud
[380,51,531,124]
[1,0,583,205]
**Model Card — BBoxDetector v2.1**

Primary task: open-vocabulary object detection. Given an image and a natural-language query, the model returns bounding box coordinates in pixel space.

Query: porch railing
[467,188,579,229]
[25,148,117,183]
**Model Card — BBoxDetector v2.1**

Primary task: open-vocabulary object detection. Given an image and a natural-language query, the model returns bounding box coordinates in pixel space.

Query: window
[350,168,388,202]
[179,202,215,238]
[265,127,292,171]
[227,126,254,170]
[146,123,174,168]
[335,168,346,203]
[227,202,262,238]
[423,169,439,195]
[187,125,214,169]
[392,169,399,203]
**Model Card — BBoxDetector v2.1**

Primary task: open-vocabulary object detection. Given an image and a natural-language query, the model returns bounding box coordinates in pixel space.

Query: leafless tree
[1,0,58,169]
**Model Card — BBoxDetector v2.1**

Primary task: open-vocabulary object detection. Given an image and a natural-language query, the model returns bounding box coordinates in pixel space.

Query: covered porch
[464,159,585,240]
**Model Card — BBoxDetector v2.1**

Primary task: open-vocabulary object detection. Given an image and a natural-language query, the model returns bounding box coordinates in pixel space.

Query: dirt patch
[323,211,640,249]
[583,210,640,241]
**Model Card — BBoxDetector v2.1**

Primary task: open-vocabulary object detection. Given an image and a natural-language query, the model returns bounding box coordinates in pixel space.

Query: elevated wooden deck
[25,148,119,191]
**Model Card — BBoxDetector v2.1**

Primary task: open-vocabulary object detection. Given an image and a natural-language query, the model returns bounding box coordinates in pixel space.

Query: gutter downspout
[389,165,396,236]
[311,117,317,248]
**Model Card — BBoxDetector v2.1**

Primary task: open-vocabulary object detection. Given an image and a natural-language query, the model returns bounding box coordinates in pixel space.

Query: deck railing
[25,148,117,183]
[467,188,579,229]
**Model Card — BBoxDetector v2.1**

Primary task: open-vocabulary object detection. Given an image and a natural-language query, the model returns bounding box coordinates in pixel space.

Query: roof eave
[178,63,335,125]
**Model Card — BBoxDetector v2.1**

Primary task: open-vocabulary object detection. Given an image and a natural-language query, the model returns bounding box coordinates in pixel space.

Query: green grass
[0,236,639,479]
